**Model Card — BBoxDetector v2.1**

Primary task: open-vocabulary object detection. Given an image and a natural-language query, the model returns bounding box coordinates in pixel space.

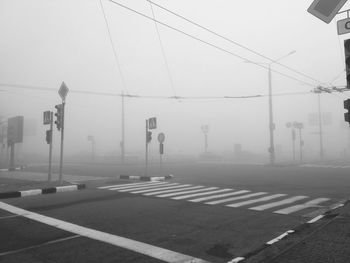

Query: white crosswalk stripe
[106,182,166,191]
[156,187,218,198]
[249,196,308,211]
[117,182,170,192]
[188,190,250,203]
[171,189,232,200]
[127,183,180,193]
[143,186,205,196]
[99,182,333,216]
[130,184,191,194]
[205,192,267,205]
[273,198,330,214]
[226,194,287,208]
[98,181,156,189]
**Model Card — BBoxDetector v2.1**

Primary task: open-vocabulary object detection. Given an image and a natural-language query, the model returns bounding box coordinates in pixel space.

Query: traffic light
[344,99,350,124]
[46,130,52,144]
[54,104,63,130]
[344,39,350,88]
[146,131,152,143]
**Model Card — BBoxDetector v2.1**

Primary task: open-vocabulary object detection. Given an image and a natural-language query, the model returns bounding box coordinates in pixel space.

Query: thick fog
[1,0,350,163]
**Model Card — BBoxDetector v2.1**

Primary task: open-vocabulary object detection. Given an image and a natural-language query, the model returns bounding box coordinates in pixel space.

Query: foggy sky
[1,0,350,161]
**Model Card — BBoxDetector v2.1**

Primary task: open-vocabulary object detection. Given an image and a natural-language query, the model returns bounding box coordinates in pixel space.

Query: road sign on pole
[43,111,51,125]
[307,0,348,24]
[157,132,165,143]
[148,117,157,129]
[338,17,350,35]
[58,81,69,102]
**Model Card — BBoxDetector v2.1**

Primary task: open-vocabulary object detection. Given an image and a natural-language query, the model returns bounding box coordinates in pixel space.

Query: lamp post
[245,50,296,165]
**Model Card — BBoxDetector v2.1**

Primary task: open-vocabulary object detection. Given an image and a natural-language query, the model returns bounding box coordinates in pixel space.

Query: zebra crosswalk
[98,181,332,216]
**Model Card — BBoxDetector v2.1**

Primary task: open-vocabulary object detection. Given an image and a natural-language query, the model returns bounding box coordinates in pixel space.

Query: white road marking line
[116,182,170,192]
[274,198,330,215]
[127,183,179,193]
[171,189,232,200]
[156,187,218,198]
[228,257,245,263]
[109,182,168,191]
[107,182,167,190]
[226,194,287,208]
[20,189,42,197]
[0,202,210,263]
[249,196,308,211]
[189,190,250,203]
[130,184,191,194]
[0,214,21,220]
[98,181,157,189]
[307,214,324,224]
[143,186,205,196]
[205,192,267,205]
[0,235,80,256]
[266,230,294,245]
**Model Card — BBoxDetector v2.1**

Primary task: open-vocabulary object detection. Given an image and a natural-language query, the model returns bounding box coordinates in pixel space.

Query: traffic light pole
[59,102,65,184]
[268,65,275,165]
[317,93,324,160]
[145,119,149,176]
[121,91,125,164]
[48,112,53,181]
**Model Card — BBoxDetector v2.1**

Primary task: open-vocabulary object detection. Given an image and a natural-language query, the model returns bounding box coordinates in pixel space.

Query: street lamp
[245,50,296,165]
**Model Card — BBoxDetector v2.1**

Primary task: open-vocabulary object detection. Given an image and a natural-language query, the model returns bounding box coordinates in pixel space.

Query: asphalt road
[1,161,350,263]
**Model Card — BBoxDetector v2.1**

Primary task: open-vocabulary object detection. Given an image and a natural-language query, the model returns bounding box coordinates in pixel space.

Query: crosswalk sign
[148,117,157,129]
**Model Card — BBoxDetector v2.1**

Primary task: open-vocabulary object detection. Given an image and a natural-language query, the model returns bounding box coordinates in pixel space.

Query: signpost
[44,111,53,181]
[145,117,157,176]
[57,81,69,184]
[157,132,165,175]
[307,0,348,24]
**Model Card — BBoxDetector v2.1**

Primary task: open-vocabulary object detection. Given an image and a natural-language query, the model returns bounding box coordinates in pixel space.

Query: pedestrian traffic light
[46,130,52,144]
[146,131,152,143]
[344,39,350,88]
[344,99,350,124]
[54,104,63,130]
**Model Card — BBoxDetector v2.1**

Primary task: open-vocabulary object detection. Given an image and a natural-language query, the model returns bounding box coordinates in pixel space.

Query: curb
[0,165,26,172]
[0,184,86,199]
[227,200,348,263]
[119,174,174,181]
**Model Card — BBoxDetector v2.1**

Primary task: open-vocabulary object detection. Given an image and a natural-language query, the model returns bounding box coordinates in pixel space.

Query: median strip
[0,184,85,199]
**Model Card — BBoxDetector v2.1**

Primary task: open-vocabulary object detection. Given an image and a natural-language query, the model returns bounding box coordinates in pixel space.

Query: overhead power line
[147,0,326,86]
[0,83,325,100]
[107,0,318,89]
[149,2,177,98]
[99,0,129,94]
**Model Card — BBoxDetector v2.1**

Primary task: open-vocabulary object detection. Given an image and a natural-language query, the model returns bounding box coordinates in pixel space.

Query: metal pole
[317,93,324,160]
[9,143,14,170]
[292,129,296,162]
[160,151,163,175]
[145,119,148,176]
[48,112,53,181]
[268,65,275,165]
[299,128,303,163]
[121,91,125,164]
[59,102,65,184]
[205,134,208,153]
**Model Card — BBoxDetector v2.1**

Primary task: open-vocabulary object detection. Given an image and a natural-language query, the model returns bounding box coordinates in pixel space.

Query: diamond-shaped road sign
[148,117,157,129]
[58,81,69,101]
[307,0,348,24]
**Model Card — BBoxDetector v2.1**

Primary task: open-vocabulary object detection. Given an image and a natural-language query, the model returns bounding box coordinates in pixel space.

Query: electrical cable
[149,1,177,98]
[147,0,326,86]
[99,0,129,95]
[107,0,320,89]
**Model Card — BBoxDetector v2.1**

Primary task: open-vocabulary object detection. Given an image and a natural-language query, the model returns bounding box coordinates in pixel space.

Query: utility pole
[201,125,209,153]
[293,122,304,163]
[268,65,275,165]
[145,119,149,176]
[317,93,324,160]
[48,112,53,181]
[121,91,125,164]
